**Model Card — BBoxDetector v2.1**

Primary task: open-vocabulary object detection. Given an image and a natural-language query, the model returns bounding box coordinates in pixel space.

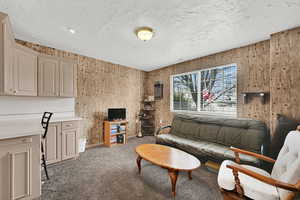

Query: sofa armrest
[230,147,276,164]
[227,164,300,192]
[156,125,172,135]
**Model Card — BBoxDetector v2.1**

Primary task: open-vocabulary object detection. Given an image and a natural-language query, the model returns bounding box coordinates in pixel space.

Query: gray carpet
[42,137,222,200]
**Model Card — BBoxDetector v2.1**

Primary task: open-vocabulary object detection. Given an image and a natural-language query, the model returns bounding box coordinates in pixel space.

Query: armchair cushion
[218,160,279,200]
[271,131,300,199]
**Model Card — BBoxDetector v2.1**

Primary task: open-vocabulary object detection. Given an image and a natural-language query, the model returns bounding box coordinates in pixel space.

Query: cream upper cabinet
[0,12,15,95]
[0,12,77,98]
[59,58,77,97]
[13,44,38,96]
[0,13,38,96]
[38,55,77,97]
[38,55,59,96]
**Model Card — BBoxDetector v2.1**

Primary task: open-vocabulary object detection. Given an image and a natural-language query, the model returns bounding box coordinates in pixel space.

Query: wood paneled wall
[145,41,271,129]
[16,40,145,146]
[145,26,300,139]
[270,27,300,134]
[16,26,300,146]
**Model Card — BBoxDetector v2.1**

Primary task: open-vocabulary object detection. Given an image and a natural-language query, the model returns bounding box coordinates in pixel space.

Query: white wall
[0,96,75,120]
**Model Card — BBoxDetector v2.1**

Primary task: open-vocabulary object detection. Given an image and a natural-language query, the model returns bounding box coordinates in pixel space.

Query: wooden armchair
[218,127,300,200]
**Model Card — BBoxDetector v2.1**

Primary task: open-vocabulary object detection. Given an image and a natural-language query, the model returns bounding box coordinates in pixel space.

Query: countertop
[50,116,82,123]
[0,116,82,140]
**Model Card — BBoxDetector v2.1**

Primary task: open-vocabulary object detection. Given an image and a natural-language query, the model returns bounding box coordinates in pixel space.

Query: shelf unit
[104,120,128,147]
[140,100,155,136]
[241,92,269,104]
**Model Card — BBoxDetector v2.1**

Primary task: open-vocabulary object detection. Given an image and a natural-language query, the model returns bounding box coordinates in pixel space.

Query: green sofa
[156,114,269,166]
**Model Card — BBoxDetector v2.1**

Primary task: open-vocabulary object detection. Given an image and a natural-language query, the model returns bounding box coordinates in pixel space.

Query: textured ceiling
[0,0,300,71]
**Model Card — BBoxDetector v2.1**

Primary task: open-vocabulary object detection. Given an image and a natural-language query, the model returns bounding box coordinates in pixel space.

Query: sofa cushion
[218,160,279,200]
[217,126,266,153]
[156,134,259,165]
[170,114,268,154]
[156,133,208,157]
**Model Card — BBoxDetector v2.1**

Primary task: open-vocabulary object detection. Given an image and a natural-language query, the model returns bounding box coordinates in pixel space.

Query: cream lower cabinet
[61,129,78,160]
[0,135,41,200]
[44,122,61,164]
[45,121,79,164]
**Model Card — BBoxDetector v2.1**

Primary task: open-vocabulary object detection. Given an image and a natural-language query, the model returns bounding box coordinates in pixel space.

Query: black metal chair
[41,112,53,180]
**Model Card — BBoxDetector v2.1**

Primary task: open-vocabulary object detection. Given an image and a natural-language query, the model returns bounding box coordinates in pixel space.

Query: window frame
[170,63,237,117]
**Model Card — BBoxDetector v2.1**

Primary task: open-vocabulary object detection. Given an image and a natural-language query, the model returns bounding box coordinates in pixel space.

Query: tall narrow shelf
[140,100,155,136]
[104,120,128,147]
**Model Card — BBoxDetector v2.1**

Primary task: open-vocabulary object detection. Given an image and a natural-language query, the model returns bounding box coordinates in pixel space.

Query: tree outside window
[171,64,237,115]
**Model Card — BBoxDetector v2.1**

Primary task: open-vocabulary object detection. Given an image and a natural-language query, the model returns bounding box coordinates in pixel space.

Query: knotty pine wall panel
[16,40,145,146]
[145,40,271,130]
[270,27,300,135]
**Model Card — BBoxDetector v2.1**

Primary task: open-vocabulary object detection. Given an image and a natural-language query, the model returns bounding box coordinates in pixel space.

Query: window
[171,64,237,116]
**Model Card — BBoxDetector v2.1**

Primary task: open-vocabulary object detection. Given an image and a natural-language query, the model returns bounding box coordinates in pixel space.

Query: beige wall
[145,27,300,139]
[16,40,145,146]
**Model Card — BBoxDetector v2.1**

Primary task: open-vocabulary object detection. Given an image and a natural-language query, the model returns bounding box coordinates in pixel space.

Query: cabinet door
[59,59,76,97]
[61,129,78,160]
[13,44,37,96]
[0,139,32,200]
[9,144,32,200]
[45,122,61,164]
[0,15,15,95]
[38,55,59,96]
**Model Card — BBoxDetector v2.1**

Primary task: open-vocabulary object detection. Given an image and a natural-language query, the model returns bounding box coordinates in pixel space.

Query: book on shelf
[111,125,118,129]
[119,125,126,131]
[110,129,118,134]
[110,135,117,143]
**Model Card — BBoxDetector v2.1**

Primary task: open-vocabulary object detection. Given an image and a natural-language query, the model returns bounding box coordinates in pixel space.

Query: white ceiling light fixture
[136,27,154,41]
[68,28,76,34]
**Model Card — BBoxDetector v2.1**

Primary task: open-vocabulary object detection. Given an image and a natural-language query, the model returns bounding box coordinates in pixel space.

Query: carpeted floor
[41,137,222,200]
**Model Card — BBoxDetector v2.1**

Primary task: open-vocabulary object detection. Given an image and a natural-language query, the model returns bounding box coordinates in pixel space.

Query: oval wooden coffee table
[135,144,201,197]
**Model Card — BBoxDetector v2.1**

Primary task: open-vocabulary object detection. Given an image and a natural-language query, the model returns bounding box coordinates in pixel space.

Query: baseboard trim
[85,134,145,149]
[86,143,103,149]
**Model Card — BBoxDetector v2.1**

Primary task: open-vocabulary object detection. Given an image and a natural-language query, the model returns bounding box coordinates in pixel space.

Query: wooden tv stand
[104,120,128,147]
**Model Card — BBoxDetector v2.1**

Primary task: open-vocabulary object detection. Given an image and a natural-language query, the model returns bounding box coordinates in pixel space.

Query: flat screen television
[108,108,126,121]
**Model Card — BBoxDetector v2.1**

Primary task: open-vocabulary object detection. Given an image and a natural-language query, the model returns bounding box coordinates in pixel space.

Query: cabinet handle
[22,138,33,143]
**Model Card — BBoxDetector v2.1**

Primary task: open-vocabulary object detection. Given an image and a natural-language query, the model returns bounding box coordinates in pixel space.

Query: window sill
[171,110,237,118]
